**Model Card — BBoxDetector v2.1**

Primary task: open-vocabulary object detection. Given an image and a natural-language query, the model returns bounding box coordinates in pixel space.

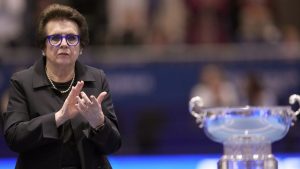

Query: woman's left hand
[75,91,107,128]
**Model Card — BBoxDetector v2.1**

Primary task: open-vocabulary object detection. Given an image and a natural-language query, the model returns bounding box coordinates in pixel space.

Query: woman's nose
[60,37,68,47]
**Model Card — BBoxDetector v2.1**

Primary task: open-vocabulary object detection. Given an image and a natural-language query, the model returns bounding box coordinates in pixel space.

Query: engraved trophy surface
[189,94,300,169]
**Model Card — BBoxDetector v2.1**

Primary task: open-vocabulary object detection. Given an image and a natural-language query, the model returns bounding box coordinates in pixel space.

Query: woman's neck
[45,63,75,83]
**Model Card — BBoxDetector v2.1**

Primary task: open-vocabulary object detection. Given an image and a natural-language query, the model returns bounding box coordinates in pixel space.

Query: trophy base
[218,155,277,169]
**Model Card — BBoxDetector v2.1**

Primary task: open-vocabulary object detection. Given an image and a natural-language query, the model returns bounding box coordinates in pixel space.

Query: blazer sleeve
[3,73,60,153]
[83,70,121,154]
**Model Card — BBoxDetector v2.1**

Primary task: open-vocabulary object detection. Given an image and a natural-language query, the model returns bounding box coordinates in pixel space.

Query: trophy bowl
[189,94,300,169]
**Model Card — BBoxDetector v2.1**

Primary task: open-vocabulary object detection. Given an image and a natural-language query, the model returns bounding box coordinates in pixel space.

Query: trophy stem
[218,139,277,169]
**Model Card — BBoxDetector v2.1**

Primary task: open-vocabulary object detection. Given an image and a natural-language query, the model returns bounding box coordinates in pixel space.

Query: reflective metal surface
[189,94,300,169]
[202,106,292,143]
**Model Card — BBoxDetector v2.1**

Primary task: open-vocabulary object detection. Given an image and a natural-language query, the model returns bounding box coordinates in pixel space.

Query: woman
[2,4,121,169]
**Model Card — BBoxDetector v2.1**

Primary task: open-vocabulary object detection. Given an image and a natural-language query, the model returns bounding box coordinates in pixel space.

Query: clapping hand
[55,81,84,126]
[75,91,107,129]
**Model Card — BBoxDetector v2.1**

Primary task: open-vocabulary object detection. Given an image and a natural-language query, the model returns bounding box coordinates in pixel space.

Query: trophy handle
[189,96,206,128]
[289,94,300,117]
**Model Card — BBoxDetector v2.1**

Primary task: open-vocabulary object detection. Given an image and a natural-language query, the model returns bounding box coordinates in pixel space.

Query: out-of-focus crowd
[0,0,299,51]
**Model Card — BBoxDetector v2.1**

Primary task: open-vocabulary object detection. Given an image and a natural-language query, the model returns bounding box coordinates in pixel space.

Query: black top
[53,81,81,167]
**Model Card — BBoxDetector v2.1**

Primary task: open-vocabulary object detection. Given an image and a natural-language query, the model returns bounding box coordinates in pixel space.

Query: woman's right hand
[55,81,84,127]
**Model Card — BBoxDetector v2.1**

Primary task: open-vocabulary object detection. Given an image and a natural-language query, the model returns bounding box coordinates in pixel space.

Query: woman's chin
[56,59,73,65]
[56,56,74,64]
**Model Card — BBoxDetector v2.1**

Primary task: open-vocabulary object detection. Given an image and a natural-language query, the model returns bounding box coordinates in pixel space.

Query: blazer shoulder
[11,66,34,82]
[84,65,106,80]
[85,65,105,75]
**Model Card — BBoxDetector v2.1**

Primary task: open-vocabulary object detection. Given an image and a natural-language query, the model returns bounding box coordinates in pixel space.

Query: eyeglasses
[46,34,80,47]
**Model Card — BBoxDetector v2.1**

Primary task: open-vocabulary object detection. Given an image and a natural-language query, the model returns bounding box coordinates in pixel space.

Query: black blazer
[2,57,121,169]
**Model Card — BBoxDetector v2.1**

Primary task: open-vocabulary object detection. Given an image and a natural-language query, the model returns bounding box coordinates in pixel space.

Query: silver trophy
[189,94,300,169]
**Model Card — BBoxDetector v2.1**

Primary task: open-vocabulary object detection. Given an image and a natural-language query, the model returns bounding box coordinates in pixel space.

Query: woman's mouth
[58,52,69,56]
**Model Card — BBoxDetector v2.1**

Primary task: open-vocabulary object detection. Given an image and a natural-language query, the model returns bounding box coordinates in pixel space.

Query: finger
[90,95,99,105]
[80,91,92,105]
[69,81,84,98]
[66,86,76,100]
[97,91,107,104]
[74,81,84,93]
[75,103,84,113]
[76,96,87,110]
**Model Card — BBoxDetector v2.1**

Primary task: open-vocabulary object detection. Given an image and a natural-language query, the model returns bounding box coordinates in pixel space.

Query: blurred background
[1,0,300,168]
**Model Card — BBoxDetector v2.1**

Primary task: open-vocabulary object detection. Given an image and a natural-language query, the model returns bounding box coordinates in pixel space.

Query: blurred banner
[1,154,300,169]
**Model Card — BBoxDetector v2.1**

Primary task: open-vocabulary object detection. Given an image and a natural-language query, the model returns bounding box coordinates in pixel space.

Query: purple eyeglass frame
[46,34,80,47]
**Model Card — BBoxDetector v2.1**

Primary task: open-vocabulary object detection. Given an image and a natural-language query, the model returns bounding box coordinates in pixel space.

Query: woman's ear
[42,50,45,56]
[80,49,83,55]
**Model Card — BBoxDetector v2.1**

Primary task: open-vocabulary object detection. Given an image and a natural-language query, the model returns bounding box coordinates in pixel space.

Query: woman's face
[44,19,81,67]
